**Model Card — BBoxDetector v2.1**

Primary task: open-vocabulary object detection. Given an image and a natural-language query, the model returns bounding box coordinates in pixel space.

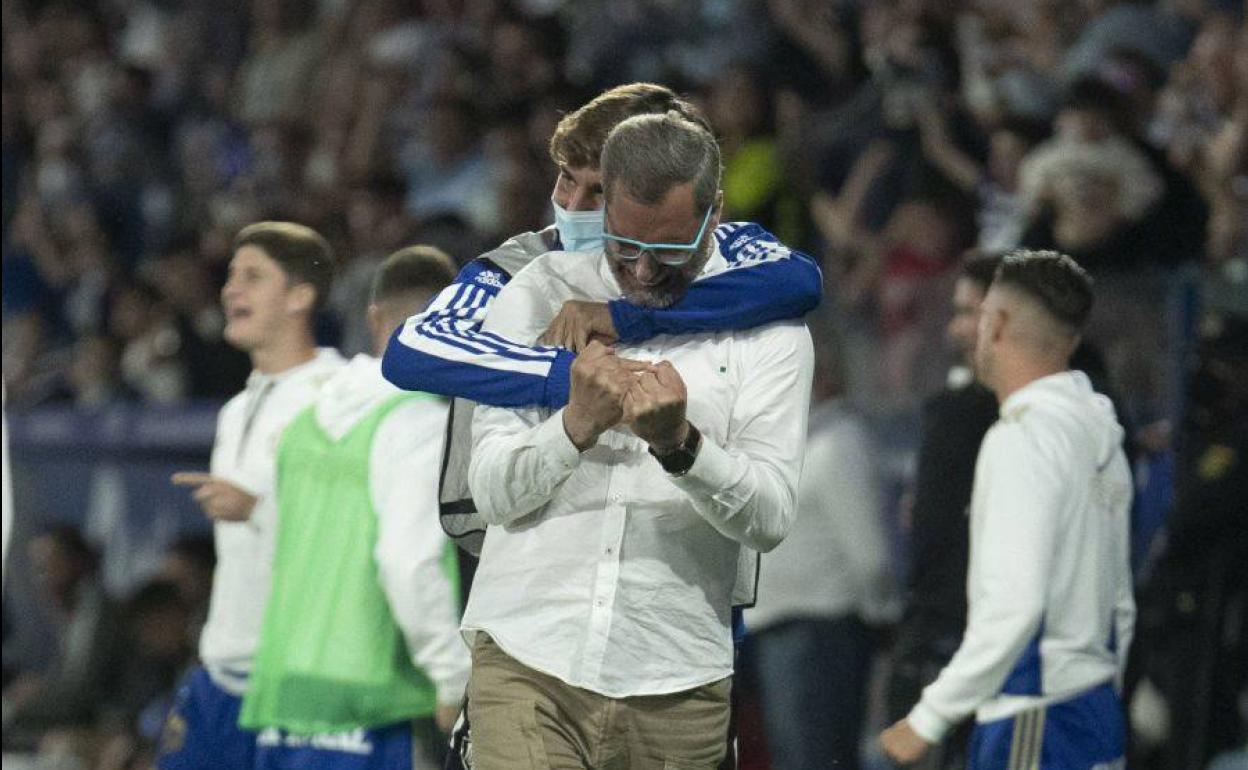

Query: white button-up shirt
[462,249,814,698]
[200,348,345,693]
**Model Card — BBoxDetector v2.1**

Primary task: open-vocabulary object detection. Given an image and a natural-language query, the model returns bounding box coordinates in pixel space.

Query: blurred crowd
[2,0,1246,768]
[2,0,1244,415]
[3,528,215,769]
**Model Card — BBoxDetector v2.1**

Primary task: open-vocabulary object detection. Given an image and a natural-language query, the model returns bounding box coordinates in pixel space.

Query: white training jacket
[200,348,345,694]
[909,370,1135,741]
[308,354,471,707]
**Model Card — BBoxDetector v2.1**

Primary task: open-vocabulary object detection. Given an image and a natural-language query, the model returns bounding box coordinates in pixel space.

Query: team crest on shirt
[159,711,187,754]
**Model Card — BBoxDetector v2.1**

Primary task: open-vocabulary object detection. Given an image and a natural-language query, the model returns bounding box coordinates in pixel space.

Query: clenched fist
[539,300,617,353]
[623,360,689,453]
[562,341,650,451]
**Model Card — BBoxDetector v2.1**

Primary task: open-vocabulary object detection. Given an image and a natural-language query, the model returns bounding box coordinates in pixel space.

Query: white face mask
[551,199,605,252]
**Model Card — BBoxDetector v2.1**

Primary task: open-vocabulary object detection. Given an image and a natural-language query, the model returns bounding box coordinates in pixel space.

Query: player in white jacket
[882,250,1134,769]
[242,246,470,770]
[162,222,345,770]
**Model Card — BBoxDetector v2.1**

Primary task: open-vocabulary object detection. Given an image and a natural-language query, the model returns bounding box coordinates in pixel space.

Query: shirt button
[595,599,605,608]
[605,547,614,556]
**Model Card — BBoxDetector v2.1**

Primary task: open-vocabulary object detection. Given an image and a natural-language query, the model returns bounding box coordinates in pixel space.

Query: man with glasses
[382,83,821,768]
[382,83,820,561]
[458,111,814,769]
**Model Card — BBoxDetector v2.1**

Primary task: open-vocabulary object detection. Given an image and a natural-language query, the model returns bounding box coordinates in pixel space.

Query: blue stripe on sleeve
[610,223,822,342]
[381,256,575,409]
[382,326,557,408]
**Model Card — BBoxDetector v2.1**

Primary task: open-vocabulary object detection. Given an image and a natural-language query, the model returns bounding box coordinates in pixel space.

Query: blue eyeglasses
[602,205,715,267]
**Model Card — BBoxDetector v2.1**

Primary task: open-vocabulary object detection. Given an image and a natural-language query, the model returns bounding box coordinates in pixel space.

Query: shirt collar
[245,347,340,391]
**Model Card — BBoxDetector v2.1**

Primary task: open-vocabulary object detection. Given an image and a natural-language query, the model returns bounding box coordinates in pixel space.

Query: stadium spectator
[918,108,1050,252]
[109,280,189,405]
[745,334,895,770]
[402,94,500,236]
[104,580,194,731]
[1132,315,1247,770]
[90,579,198,770]
[57,333,134,408]
[158,535,216,643]
[708,63,804,245]
[2,525,122,750]
[884,253,1003,770]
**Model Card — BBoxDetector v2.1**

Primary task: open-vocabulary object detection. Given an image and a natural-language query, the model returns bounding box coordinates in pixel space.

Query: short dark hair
[371,245,458,305]
[549,83,712,170]
[960,250,1006,291]
[1061,76,1132,135]
[994,250,1095,331]
[995,115,1051,148]
[233,222,335,311]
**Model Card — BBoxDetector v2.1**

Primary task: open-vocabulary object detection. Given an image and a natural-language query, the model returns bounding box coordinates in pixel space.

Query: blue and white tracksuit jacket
[381,222,821,610]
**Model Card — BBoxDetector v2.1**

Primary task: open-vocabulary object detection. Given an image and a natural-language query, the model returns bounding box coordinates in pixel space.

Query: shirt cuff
[907,699,952,743]
[539,408,583,472]
[433,668,470,708]
[609,300,653,344]
[543,349,575,410]
[667,435,743,501]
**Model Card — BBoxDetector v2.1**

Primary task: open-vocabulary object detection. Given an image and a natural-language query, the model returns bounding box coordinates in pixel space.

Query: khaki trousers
[466,634,731,770]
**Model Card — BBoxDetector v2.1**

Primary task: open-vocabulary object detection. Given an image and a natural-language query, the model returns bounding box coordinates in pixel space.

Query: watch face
[660,449,696,475]
[654,425,700,475]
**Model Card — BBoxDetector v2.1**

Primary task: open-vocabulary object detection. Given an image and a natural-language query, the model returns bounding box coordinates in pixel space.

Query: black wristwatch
[649,423,702,477]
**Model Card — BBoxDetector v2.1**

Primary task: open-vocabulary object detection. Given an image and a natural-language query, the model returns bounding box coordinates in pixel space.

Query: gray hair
[601,111,722,214]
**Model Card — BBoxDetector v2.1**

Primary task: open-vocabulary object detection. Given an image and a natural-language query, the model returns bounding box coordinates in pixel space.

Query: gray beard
[621,283,684,308]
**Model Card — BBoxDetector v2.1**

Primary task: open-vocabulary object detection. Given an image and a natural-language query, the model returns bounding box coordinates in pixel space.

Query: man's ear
[1066,332,1083,360]
[984,307,1007,345]
[366,303,385,342]
[286,282,316,316]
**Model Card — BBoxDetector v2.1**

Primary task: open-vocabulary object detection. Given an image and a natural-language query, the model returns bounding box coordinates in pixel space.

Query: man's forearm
[468,407,581,525]
[668,435,796,553]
